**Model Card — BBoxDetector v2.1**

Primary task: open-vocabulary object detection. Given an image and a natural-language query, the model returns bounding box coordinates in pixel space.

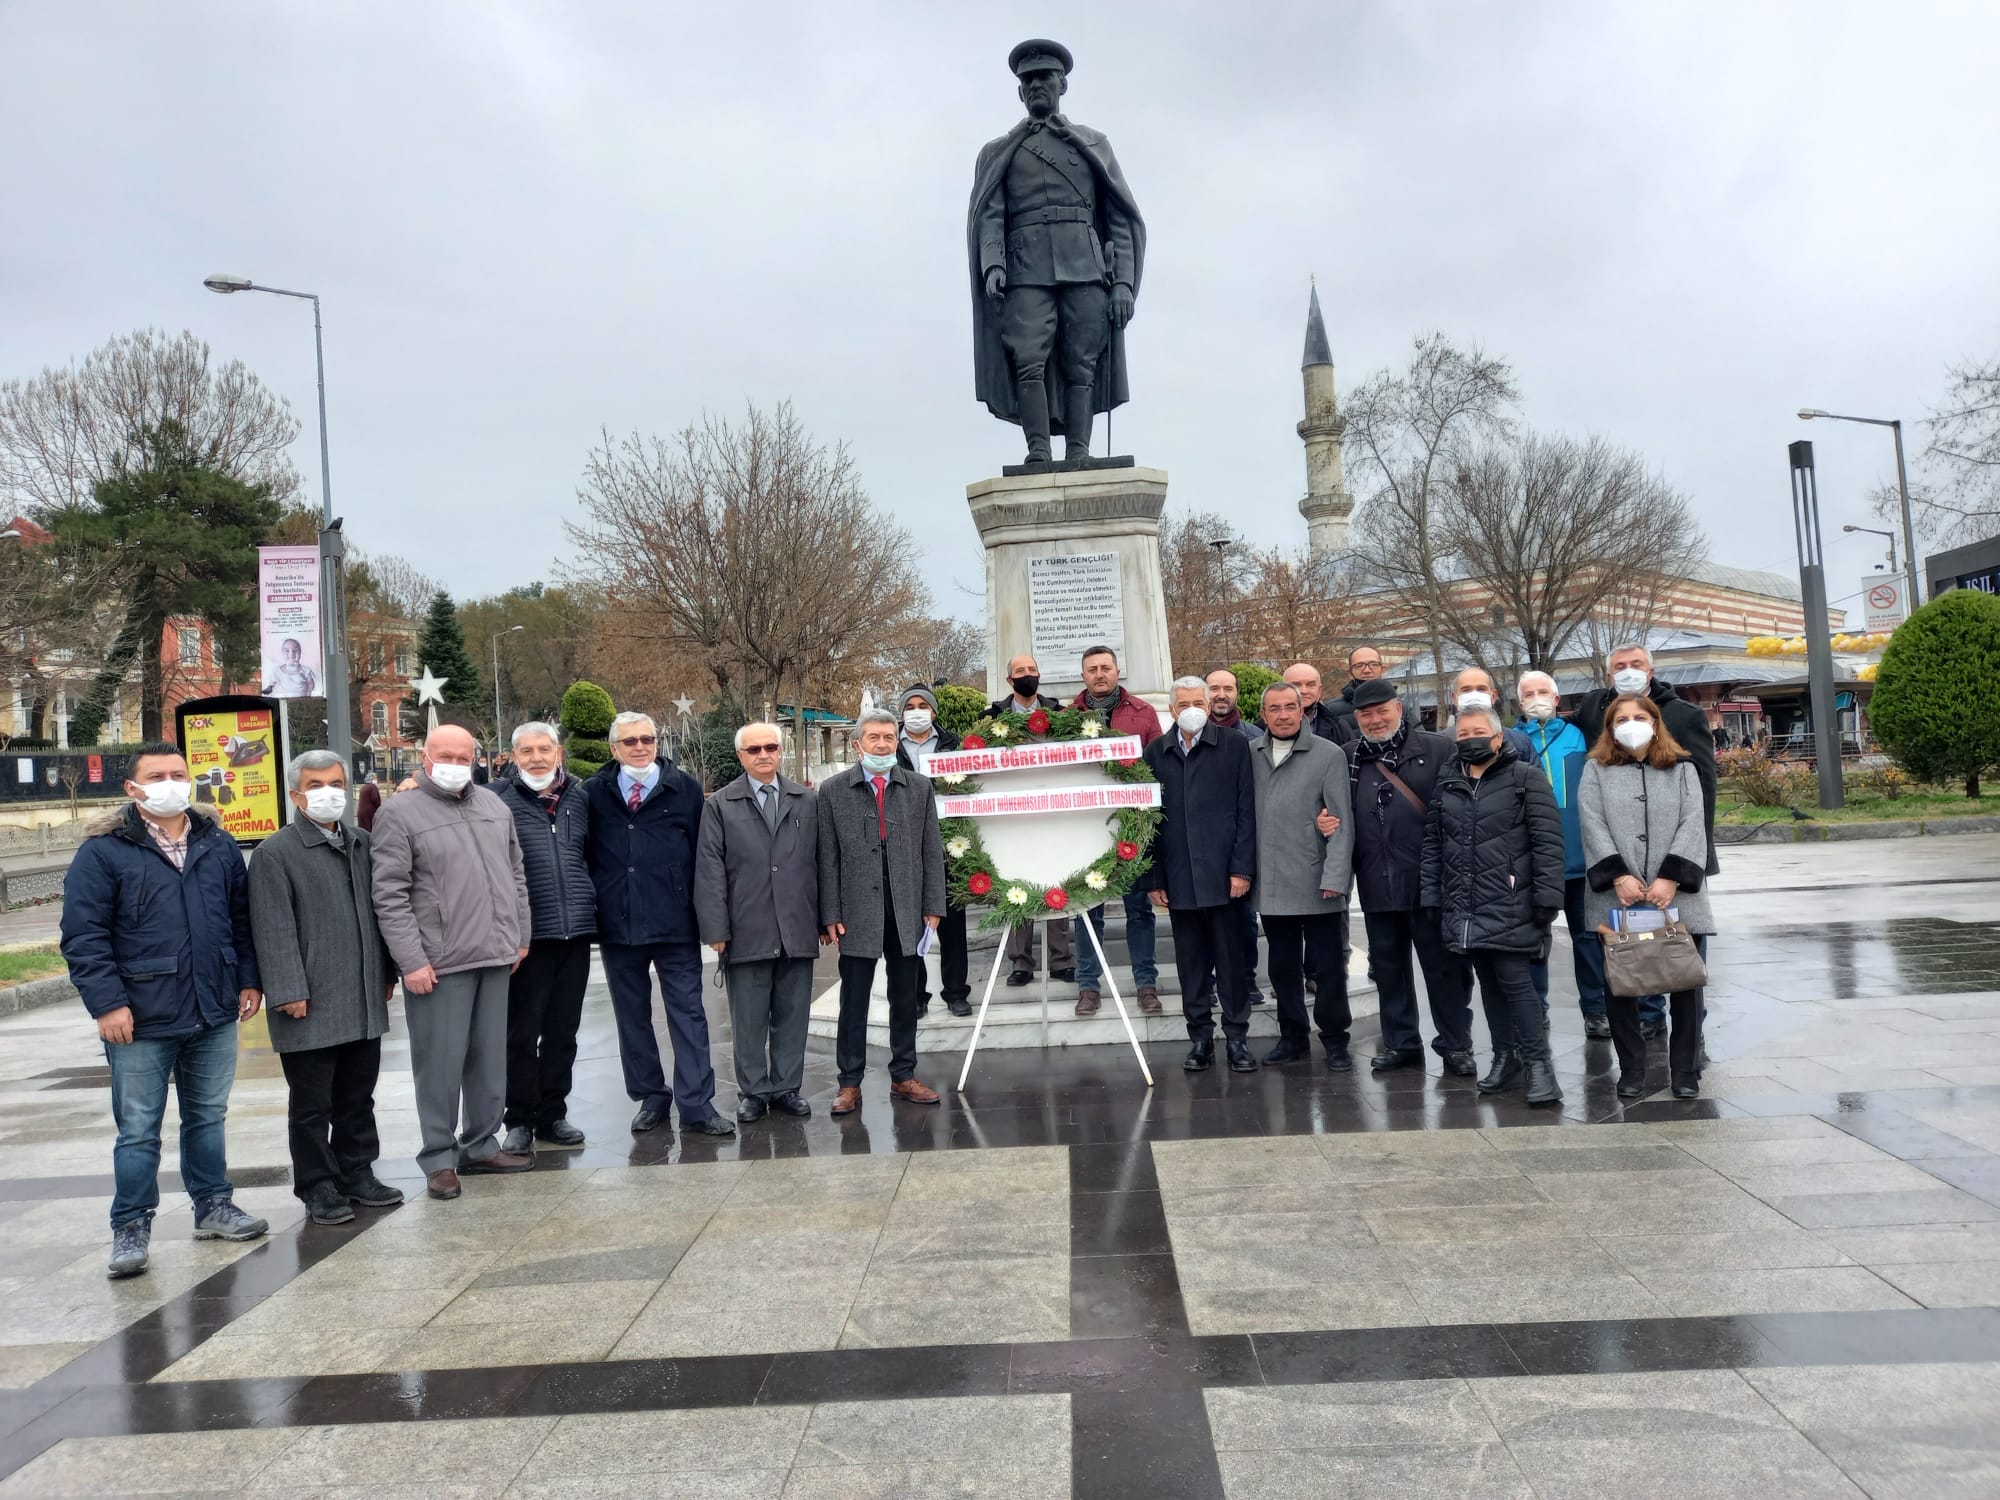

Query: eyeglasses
[616,735,657,747]
[742,744,781,755]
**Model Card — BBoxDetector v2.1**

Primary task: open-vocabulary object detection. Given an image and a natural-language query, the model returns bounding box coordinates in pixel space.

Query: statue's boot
[1062,387,1093,461]
[1019,378,1052,463]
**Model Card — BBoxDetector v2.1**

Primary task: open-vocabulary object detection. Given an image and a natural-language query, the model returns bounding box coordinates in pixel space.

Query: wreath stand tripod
[956,911,1154,1090]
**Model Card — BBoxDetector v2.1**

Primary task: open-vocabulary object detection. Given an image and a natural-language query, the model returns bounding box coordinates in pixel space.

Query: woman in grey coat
[1248,683,1356,1068]
[1578,694,1713,1099]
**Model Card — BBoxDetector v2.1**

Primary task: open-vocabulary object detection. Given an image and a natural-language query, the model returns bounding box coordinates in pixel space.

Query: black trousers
[1173,903,1251,1044]
[1609,989,1704,1085]
[836,881,923,1087]
[1263,911,1351,1049]
[505,935,592,1129]
[1365,907,1474,1055]
[278,1036,382,1199]
[1468,950,1551,1062]
[917,902,969,1006]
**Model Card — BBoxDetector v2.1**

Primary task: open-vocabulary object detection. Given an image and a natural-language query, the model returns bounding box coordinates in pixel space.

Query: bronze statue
[968,39,1146,466]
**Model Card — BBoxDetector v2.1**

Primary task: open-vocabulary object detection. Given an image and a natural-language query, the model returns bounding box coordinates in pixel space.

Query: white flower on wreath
[990,721,1011,739]
[1084,869,1108,892]
[937,773,966,786]
[1080,718,1102,737]
[945,836,970,859]
[1006,886,1029,906]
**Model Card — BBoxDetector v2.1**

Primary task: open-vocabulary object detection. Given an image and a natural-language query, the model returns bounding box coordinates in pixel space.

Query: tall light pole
[1209,537,1232,669]
[490,625,524,746]
[1798,408,1921,617]
[1789,441,1844,810]
[1841,524,1897,576]
[203,273,351,766]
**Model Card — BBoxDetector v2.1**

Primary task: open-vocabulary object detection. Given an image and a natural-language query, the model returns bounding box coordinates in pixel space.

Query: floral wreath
[933,706,1161,930]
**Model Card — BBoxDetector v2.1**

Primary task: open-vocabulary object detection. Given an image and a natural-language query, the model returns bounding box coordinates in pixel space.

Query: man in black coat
[1323,644,1386,745]
[1283,661,1345,745]
[497,721,597,1154]
[896,684,971,1017]
[1345,681,1477,1077]
[986,653,1065,719]
[583,711,734,1139]
[1572,643,1719,1037]
[1421,706,1569,1106]
[1144,677,1258,1074]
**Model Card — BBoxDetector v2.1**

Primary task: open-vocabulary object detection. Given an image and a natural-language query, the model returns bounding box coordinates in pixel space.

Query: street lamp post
[1841,524,1898,576]
[1209,537,1232,670]
[1798,408,1922,615]
[203,273,351,769]
[491,625,524,747]
[1788,441,1844,811]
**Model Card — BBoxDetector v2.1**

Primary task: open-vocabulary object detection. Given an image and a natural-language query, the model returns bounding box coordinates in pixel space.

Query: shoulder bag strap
[1377,765,1428,815]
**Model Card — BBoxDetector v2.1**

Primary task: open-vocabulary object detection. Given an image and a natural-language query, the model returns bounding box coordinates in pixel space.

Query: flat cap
[1009,38,1074,77]
[1351,679,1399,709]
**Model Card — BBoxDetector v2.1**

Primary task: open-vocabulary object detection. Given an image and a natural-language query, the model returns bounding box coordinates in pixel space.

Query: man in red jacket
[1069,645,1165,1013]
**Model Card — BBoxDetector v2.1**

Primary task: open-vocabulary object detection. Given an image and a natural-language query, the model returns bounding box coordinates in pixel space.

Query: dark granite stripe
[759,1344,1010,1406]
[1068,1142,1190,1340]
[1072,1387,1226,1500]
[0,1164,292,1203]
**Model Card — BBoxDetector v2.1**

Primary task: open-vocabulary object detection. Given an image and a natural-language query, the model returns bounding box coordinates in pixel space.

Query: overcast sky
[3,2,1995,629]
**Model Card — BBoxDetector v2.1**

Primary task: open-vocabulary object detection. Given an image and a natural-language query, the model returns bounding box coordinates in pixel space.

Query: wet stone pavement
[1,837,1998,1496]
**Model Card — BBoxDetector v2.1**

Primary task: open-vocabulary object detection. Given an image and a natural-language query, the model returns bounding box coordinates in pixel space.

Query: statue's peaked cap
[1009,39,1073,76]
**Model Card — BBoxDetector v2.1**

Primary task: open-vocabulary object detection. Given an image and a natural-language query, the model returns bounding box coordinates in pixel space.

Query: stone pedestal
[967,464,1173,705]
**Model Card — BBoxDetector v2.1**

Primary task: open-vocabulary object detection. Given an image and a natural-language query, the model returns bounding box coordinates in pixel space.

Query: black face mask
[1457,739,1497,767]
[1010,674,1040,698]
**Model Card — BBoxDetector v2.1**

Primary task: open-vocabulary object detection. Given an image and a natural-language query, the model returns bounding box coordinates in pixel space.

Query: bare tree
[1870,357,2000,550]
[1159,508,1257,675]
[568,403,927,780]
[348,551,441,622]
[1236,545,1362,669]
[1439,435,1706,675]
[1346,334,1519,710]
[883,616,984,691]
[0,328,301,515]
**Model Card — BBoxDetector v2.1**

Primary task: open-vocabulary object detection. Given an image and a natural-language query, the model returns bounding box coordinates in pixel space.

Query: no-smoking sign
[1869,584,1898,610]
[1860,576,1907,631]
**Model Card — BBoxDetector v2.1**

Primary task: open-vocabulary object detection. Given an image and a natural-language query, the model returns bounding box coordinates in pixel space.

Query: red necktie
[627,780,643,813]
[871,774,887,842]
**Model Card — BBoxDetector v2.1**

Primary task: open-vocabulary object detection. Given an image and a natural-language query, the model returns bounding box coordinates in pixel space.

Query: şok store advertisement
[182,706,284,842]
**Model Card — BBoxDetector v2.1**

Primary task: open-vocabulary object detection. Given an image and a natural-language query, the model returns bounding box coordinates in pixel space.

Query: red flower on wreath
[967,872,993,896]
[1044,887,1069,910]
[1117,757,1137,768]
[1116,841,1139,861]
[961,734,986,749]
[1026,709,1051,735]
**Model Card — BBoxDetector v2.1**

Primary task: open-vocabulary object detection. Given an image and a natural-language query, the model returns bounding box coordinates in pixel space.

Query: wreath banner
[921,706,1162,930]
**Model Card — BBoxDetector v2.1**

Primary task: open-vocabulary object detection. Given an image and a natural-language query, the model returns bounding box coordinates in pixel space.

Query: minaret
[1297,281,1353,557]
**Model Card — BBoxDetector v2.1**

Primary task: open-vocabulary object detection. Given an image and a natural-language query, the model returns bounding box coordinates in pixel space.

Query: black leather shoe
[537,1119,586,1147]
[1325,1047,1354,1072]
[1264,1038,1311,1064]
[1227,1040,1258,1072]
[340,1172,405,1207]
[1616,1074,1648,1099]
[1672,1079,1700,1099]
[305,1181,355,1226]
[736,1096,768,1122]
[684,1114,737,1137]
[1371,1050,1426,1072]
[1524,1058,1564,1106]
[1443,1050,1478,1078]
[1477,1050,1523,1094]
[946,997,973,1017]
[1640,1020,1665,1041]
[630,1106,667,1134]
[771,1091,812,1117]
[1006,970,1032,988]
[1246,989,1266,1007]
[1183,1041,1214,1072]
[1050,967,1075,983]
[1583,1015,1612,1040]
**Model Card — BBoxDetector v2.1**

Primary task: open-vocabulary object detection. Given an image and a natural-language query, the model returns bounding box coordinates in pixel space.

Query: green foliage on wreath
[940,708,1161,929]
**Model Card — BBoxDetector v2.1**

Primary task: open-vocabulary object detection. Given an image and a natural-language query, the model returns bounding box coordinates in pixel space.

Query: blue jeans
[104,1022,238,1230]
[1075,891,1158,990]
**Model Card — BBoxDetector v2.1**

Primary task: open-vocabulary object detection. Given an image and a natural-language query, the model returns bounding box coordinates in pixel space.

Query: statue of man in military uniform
[968,40,1146,466]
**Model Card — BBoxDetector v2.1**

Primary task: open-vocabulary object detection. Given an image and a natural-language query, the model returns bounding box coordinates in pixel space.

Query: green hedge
[1869,588,2000,796]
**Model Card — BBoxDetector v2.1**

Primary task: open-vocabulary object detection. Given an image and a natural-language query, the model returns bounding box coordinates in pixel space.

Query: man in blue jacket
[583,711,734,1138]
[60,744,270,1280]
[1517,671,1609,1037]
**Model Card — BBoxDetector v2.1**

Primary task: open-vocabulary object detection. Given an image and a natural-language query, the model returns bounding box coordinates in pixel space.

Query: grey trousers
[1005,918,1073,972]
[405,964,510,1174]
[727,957,815,1101]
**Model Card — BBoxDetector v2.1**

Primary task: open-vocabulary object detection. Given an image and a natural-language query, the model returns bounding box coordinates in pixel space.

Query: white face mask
[1456,690,1494,715]
[903,709,933,736]
[518,767,557,791]
[1521,699,1557,721]
[428,762,474,793]
[1176,705,1209,736]
[302,786,347,823]
[1612,667,1650,695]
[132,779,191,818]
[1613,720,1655,752]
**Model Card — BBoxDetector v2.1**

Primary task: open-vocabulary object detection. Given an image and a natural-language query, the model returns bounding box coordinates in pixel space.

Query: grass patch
[1717,787,2000,824]
[0,947,67,986]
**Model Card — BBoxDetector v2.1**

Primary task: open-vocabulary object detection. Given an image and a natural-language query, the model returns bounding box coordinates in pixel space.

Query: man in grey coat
[250,751,406,1225]
[371,725,534,1200]
[818,708,947,1115]
[696,722,823,1123]
[1248,683,1356,1069]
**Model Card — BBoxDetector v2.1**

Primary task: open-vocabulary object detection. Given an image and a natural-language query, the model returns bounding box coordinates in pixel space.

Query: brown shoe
[889,1078,941,1105]
[1075,988,1101,1016]
[426,1169,462,1200]
[460,1151,534,1175]
[831,1086,863,1115]
[1137,985,1163,1016]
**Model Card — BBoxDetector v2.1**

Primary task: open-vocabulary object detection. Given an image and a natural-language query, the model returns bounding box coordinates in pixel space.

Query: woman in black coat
[1421,705,1569,1106]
